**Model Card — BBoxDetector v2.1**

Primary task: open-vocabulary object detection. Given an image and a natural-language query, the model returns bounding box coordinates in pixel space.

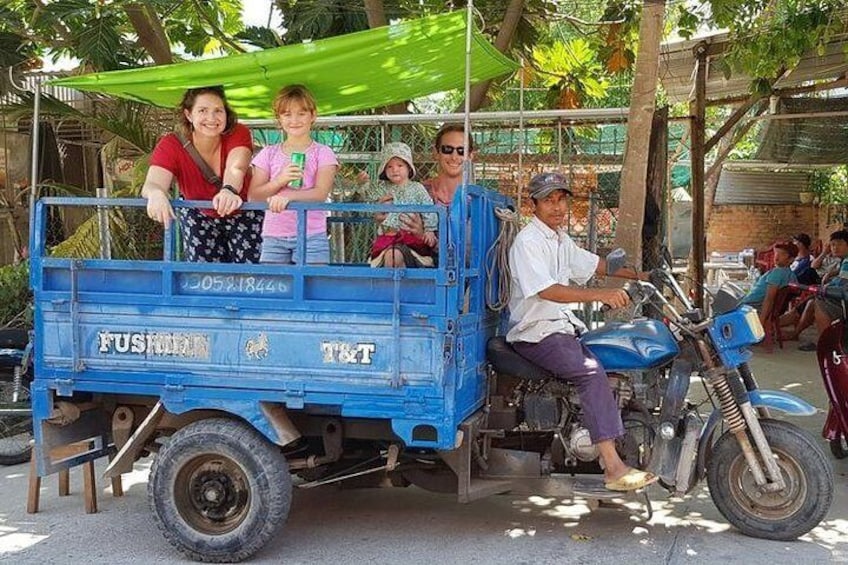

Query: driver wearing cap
[506,171,656,491]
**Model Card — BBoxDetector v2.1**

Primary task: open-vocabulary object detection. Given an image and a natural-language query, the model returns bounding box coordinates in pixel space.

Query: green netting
[756,97,848,164]
[47,12,517,118]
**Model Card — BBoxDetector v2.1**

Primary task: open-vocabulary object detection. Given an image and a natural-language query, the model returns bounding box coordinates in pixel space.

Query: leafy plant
[0,261,31,329]
[532,38,609,109]
[811,167,848,205]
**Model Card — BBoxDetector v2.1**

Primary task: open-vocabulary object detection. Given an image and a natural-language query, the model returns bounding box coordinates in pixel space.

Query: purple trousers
[513,333,624,443]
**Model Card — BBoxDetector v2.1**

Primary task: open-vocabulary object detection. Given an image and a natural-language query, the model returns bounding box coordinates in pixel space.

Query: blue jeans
[260,234,329,264]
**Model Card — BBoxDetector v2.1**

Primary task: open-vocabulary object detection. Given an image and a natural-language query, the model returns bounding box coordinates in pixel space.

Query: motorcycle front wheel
[707,419,833,541]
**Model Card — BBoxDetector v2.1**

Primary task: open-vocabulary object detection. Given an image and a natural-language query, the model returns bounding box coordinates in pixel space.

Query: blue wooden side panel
[30,188,514,452]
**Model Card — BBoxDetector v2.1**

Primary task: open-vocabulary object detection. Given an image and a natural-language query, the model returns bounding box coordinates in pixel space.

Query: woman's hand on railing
[146,191,176,228]
[212,189,243,217]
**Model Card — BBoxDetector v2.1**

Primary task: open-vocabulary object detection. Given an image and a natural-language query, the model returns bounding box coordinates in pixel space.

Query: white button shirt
[506,216,599,343]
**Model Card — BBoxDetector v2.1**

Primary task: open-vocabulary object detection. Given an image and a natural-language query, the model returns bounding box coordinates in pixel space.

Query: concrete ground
[1,340,846,564]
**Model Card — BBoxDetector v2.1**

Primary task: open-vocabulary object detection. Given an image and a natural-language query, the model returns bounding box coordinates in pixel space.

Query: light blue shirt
[742,266,795,306]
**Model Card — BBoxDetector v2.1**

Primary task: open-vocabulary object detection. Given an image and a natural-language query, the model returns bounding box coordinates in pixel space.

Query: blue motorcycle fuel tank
[581,319,679,371]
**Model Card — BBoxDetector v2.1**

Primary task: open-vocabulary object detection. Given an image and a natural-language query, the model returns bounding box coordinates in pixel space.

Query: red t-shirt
[149,123,253,203]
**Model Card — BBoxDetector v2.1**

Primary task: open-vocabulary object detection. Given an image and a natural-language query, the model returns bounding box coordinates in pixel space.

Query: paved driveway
[1,346,846,564]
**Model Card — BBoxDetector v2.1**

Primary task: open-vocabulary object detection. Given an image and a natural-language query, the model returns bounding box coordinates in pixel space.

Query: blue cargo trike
[29,188,832,562]
[25,11,831,562]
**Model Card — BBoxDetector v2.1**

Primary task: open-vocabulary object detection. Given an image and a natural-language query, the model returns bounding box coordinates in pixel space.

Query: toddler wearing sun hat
[362,142,437,267]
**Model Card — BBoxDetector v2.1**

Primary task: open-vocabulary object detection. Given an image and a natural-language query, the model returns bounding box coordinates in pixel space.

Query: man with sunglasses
[399,124,474,251]
[424,123,473,207]
[506,172,657,492]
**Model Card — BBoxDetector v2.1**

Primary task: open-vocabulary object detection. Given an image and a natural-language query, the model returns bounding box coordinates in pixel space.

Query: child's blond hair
[273,84,317,116]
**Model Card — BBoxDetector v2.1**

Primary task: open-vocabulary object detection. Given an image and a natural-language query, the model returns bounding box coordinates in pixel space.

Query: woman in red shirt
[141,86,262,262]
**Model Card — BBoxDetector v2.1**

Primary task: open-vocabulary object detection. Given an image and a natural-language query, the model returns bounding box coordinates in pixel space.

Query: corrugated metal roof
[660,28,848,104]
[715,169,810,204]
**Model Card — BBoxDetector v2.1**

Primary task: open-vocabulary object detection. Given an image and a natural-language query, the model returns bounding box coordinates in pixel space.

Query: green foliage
[237,26,283,49]
[811,167,848,205]
[673,1,847,86]
[0,0,248,77]
[0,262,31,329]
[533,39,608,96]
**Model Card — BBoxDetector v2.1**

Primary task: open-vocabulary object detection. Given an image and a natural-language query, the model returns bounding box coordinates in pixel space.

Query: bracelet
[219,184,240,196]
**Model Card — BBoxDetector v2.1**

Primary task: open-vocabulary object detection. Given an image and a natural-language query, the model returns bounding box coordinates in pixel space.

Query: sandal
[604,468,658,492]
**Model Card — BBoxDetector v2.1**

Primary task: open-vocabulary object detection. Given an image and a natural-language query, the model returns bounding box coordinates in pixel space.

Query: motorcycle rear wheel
[0,381,32,466]
[707,419,832,541]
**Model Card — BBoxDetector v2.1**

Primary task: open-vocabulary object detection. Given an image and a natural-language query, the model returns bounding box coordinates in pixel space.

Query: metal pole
[96,186,112,259]
[462,2,473,186]
[29,80,41,231]
[517,56,525,212]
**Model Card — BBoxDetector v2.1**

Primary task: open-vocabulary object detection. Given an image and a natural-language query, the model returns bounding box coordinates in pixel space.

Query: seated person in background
[790,233,819,285]
[782,229,848,349]
[361,142,437,268]
[812,239,841,279]
[740,241,797,326]
[806,229,848,345]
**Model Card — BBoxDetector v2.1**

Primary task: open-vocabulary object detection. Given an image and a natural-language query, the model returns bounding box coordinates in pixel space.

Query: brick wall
[706,204,822,253]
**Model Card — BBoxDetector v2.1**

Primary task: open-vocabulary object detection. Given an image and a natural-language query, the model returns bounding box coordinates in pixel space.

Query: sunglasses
[439,144,466,156]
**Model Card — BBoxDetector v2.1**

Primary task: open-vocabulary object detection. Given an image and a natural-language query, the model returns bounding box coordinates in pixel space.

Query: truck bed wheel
[148,418,291,562]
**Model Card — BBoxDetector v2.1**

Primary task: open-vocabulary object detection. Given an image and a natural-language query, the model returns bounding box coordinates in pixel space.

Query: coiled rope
[485,206,521,311]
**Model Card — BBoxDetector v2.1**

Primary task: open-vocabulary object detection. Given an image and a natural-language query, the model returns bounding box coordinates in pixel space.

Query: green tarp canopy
[48,12,517,118]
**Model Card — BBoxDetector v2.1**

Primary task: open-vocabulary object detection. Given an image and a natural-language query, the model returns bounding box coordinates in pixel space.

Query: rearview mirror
[606,248,626,276]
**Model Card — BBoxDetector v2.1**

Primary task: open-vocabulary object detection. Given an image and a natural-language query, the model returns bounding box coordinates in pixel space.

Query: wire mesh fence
[9,109,636,264]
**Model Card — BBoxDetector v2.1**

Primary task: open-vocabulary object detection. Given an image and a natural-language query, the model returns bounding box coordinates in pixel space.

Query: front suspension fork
[697,343,785,491]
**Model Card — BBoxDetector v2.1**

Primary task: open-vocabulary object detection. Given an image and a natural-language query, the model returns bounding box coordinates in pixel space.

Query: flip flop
[604,468,658,492]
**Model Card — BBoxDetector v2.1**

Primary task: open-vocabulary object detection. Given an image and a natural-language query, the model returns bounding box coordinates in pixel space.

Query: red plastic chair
[762,286,794,352]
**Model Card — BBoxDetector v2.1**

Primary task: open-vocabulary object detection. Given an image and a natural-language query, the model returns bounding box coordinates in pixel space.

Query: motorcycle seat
[486,336,552,381]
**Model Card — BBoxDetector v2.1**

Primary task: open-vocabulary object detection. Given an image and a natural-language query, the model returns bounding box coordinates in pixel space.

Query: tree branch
[124,2,173,65]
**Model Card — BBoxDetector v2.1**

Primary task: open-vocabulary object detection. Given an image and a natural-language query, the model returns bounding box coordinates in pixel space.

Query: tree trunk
[363,0,387,28]
[456,0,524,112]
[124,2,173,65]
[613,0,665,268]
[643,106,668,271]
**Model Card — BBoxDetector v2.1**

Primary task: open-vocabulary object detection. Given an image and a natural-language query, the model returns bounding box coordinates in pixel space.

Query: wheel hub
[730,449,806,518]
[175,456,250,534]
[191,470,239,518]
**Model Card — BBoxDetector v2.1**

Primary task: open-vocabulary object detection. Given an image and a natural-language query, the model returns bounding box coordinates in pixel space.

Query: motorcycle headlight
[744,307,765,341]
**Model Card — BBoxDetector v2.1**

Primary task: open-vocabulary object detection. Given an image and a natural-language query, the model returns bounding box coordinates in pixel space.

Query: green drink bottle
[290,152,305,188]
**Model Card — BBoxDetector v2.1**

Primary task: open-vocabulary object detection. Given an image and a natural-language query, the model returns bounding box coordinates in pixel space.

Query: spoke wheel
[0,380,32,466]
